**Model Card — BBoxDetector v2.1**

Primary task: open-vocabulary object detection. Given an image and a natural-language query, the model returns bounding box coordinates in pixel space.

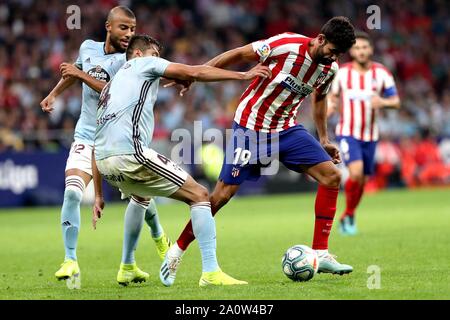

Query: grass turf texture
[0,188,448,300]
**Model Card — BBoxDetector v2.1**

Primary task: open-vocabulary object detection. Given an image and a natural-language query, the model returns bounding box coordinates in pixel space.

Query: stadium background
[0,0,449,207]
[0,0,449,303]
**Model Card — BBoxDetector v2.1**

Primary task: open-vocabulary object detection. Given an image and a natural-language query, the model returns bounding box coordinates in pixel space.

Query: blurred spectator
[0,0,449,187]
[397,130,450,187]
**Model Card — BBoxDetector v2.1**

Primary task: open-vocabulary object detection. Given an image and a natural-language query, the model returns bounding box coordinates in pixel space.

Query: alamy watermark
[66,5,81,30]
[170,121,280,176]
[367,265,381,289]
[366,5,381,30]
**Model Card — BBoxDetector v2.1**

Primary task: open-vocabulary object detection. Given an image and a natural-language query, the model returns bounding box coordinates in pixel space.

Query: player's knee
[350,172,364,184]
[64,188,83,204]
[191,183,209,204]
[321,169,341,188]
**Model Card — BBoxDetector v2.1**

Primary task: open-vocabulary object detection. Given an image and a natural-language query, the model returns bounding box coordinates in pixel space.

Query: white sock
[169,242,185,258]
[316,249,329,257]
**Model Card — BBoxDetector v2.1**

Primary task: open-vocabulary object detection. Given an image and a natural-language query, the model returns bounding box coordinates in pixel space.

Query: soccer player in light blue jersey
[92,34,271,287]
[40,6,170,288]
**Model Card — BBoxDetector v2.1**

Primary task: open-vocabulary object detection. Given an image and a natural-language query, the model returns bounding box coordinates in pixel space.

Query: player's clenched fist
[92,196,105,230]
[243,63,272,80]
[60,62,82,80]
[40,94,55,113]
[322,142,342,164]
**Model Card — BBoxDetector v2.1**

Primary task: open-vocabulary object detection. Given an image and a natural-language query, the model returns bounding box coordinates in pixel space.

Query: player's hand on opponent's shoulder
[92,196,105,230]
[163,78,193,97]
[243,63,271,80]
[322,142,342,164]
[40,94,55,113]
[60,62,82,80]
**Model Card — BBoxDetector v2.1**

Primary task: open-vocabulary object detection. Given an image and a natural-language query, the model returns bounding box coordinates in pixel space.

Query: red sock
[177,206,218,251]
[176,221,195,251]
[312,185,339,250]
[341,179,364,220]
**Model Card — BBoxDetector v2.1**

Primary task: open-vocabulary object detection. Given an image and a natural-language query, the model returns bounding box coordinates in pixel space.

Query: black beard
[319,58,334,64]
[314,55,333,64]
[110,36,126,53]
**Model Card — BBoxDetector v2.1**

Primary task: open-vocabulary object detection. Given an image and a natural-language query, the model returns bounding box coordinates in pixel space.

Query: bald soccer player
[40,6,170,288]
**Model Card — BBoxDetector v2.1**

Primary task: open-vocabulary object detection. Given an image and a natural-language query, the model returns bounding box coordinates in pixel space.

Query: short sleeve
[330,70,341,95]
[381,69,397,97]
[138,56,171,78]
[74,40,90,69]
[75,54,82,69]
[252,40,272,63]
[252,33,307,63]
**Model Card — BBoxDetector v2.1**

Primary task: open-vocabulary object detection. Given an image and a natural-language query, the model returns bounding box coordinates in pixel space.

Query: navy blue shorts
[336,136,377,175]
[219,122,332,185]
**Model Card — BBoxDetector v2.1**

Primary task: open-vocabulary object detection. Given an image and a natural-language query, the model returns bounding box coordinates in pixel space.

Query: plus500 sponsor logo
[0,160,38,194]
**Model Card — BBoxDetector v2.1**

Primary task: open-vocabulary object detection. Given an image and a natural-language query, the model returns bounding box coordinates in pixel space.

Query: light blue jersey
[94,56,170,160]
[74,40,126,144]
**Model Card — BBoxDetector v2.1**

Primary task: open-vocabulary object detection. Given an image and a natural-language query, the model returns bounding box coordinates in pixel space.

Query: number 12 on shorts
[71,143,85,154]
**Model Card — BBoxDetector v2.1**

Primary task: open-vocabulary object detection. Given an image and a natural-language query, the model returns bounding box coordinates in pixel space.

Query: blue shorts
[336,136,377,175]
[219,122,332,185]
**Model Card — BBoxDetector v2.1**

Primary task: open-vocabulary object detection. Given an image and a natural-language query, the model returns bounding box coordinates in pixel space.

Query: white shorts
[96,148,188,198]
[65,141,94,176]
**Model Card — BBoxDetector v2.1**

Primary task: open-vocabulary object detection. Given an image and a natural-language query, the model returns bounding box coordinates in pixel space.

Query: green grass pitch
[0,188,449,300]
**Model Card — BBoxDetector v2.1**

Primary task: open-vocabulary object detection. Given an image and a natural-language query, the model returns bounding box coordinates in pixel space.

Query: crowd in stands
[1,0,449,187]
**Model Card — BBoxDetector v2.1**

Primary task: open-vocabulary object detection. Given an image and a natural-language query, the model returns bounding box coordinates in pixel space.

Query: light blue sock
[145,198,164,239]
[190,202,219,272]
[61,177,84,261]
[122,198,146,264]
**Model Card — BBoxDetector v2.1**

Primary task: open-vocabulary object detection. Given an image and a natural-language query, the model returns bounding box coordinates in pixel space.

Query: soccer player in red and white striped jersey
[163,17,357,281]
[328,31,400,235]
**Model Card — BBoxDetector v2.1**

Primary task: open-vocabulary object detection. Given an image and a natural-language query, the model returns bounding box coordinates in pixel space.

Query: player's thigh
[65,141,93,186]
[337,136,365,182]
[362,141,377,176]
[133,149,189,199]
[301,160,341,188]
[97,150,187,200]
[169,175,209,205]
[279,125,331,172]
[219,123,265,185]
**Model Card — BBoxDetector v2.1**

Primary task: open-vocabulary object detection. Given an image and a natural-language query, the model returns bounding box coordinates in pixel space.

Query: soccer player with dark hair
[328,31,400,235]
[92,34,271,287]
[40,6,170,288]
[162,16,356,285]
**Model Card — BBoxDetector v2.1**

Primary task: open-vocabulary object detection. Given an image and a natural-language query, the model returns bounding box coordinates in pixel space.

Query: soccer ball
[281,245,319,282]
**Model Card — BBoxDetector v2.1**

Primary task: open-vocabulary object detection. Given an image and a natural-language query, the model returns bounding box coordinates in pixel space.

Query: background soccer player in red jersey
[327,31,401,235]
[161,17,357,285]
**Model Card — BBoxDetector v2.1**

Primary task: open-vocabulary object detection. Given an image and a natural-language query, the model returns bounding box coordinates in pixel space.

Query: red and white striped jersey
[331,62,397,142]
[234,33,338,132]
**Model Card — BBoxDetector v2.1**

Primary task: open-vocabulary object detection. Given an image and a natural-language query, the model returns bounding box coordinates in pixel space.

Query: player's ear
[317,34,326,46]
[105,20,111,33]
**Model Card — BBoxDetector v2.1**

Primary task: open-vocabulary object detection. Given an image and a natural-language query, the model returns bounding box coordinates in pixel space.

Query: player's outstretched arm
[205,44,259,68]
[164,44,259,95]
[312,90,341,164]
[163,62,271,83]
[60,63,106,93]
[91,148,105,230]
[40,76,77,113]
